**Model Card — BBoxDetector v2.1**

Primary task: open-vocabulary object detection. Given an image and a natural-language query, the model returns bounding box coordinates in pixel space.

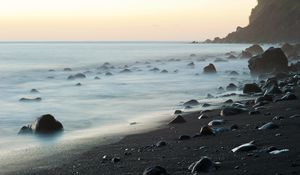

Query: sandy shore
[9,75,300,175]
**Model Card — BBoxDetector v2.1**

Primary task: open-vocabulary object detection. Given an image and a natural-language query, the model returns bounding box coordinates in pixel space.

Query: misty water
[0,42,270,167]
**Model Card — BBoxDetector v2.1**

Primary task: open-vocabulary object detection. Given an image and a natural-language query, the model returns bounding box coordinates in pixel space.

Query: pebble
[178,135,191,140]
[258,122,279,130]
[232,141,257,152]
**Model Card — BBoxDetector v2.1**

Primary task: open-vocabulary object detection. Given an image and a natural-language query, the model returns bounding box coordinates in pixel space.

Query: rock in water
[183,99,199,106]
[19,97,42,102]
[248,47,288,76]
[169,115,186,124]
[245,44,264,55]
[203,63,217,74]
[189,156,219,173]
[226,83,237,91]
[243,83,262,94]
[31,114,63,134]
[143,166,168,175]
[232,141,257,152]
[240,50,253,58]
[220,107,246,116]
[19,114,63,135]
[258,122,279,130]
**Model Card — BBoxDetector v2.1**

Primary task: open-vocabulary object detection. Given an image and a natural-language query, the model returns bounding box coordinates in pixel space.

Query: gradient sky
[0,0,257,41]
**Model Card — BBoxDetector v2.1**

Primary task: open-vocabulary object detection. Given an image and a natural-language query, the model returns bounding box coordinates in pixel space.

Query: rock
[187,62,195,67]
[230,124,239,130]
[272,116,284,120]
[207,93,214,98]
[174,110,182,114]
[111,157,121,163]
[289,114,300,118]
[183,99,199,106]
[120,69,132,73]
[220,107,246,116]
[248,47,289,76]
[280,93,297,101]
[208,120,225,126]
[281,43,298,58]
[264,85,282,96]
[269,149,290,155]
[19,97,42,102]
[150,67,160,72]
[265,146,278,153]
[178,135,190,140]
[18,125,33,134]
[68,73,86,80]
[232,141,257,152]
[94,76,100,80]
[258,122,279,130]
[189,156,219,173]
[199,126,214,136]
[214,58,227,62]
[63,68,72,71]
[240,50,253,58]
[156,141,167,147]
[105,72,113,76]
[169,115,186,124]
[19,114,63,134]
[243,83,262,94]
[245,44,264,55]
[249,110,261,115]
[75,83,82,86]
[30,89,39,93]
[160,70,168,73]
[203,63,217,74]
[224,99,233,104]
[229,71,239,76]
[227,54,237,59]
[202,103,211,107]
[226,83,237,91]
[198,114,208,119]
[143,166,168,175]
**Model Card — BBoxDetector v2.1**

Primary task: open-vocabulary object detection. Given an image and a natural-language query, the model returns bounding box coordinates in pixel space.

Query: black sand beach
[10,76,300,175]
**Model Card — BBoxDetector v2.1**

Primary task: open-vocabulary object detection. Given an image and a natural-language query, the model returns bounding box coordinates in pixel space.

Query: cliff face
[210,0,300,43]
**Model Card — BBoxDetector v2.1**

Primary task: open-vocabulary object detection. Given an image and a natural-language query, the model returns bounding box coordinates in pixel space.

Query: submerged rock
[19,114,63,135]
[226,83,237,91]
[232,141,257,152]
[143,166,168,175]
[203,63,217,74]
[30,89,39,93]
[63,68,72,71]
[68,73,86,80]
[19,97,42,102]
[120,69,132,73]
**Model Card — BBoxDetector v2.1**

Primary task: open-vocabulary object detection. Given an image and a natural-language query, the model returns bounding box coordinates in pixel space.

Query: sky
[0,0,257,41]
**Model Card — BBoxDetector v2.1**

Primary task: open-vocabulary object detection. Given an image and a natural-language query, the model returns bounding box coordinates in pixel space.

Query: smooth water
[0,42,264,167]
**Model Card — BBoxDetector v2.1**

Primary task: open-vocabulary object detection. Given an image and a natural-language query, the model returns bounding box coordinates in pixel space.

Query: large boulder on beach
[245,44,264,55]
[203,64,217,74]
[19,114,63,134]
[243,83,262,94]
[248,47,289,76]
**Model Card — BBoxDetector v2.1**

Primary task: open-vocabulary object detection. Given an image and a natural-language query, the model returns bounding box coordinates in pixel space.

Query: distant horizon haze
[0,0,257,41]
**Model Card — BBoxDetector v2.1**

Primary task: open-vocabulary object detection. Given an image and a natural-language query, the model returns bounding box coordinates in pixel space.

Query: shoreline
[7,73,300,175]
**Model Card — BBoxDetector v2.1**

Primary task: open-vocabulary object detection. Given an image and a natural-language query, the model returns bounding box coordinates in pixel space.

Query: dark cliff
[208,0,300,43]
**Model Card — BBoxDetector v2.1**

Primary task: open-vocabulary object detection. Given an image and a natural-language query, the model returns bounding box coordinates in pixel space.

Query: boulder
[258,122,279,130]
[169,115,186,124]
[199,126,214,136]
[203,64,217,74]
[231,141,257,152]
[243,83,262,94]
[19,114,63,134]
[245,44,264,55]
[220,107,246,116]
[248,47,288,76]
[68,73,86,80]
[183,99,199,106]
[143,166,168,175]
[226,83,237,91]
[239,50,252,58]
[281,43,298,58]
[189,156,219,173]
